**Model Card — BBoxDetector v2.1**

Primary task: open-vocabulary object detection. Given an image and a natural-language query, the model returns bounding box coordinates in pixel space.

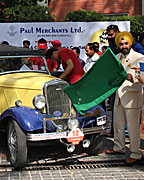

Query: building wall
[142,0,144,15]
[48,0,142,21]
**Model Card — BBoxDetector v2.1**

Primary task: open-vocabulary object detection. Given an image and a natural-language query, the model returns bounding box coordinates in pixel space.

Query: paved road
[0,130,144,180]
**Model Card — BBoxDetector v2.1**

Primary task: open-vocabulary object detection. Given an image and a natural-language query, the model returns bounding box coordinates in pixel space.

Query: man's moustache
[122,48,128,51]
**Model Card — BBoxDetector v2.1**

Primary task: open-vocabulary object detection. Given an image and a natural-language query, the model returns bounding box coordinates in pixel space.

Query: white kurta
[84,53,99,72]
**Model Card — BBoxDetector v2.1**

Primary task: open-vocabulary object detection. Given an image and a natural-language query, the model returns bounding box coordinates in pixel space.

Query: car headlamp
[67,118,79,130]
[15,100,22,107]
[33,94,45,109]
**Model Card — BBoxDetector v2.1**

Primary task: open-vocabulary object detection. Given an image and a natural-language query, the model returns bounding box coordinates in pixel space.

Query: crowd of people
[2,24,144,165]
[21,37,105,84]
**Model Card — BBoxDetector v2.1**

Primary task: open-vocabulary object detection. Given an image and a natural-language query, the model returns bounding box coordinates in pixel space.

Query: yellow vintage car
[0,44,106,169]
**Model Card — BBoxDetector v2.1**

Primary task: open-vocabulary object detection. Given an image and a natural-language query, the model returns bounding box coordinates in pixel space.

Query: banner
[0,21,130,60]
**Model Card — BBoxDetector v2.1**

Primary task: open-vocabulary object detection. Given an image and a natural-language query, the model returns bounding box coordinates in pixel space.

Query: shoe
[105,149,115,154]
[125,157,139,164]
[105,149,125,155]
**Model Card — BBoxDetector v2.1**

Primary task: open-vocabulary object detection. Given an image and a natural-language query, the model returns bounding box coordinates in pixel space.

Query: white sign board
[0,21,130,60]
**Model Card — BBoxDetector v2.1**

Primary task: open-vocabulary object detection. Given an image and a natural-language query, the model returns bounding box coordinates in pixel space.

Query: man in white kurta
[84,43,99,72]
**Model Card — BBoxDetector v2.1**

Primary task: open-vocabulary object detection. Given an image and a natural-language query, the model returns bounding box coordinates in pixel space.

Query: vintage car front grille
[44,79,71,117]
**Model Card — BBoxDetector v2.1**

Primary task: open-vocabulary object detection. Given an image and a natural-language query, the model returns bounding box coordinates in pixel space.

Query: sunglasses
[107,33,114,37]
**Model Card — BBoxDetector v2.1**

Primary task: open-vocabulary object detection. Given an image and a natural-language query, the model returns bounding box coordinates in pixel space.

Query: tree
[4,0,43,7]
[1,0,54,22]
[64,9,108,22]
[0,1,6,21]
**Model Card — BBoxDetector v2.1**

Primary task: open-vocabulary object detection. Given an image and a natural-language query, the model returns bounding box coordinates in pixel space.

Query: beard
[121,48,130,55]
[108,38,115,45]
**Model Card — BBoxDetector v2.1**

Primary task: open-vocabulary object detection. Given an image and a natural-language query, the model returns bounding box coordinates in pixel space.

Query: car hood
[0,72,57,89]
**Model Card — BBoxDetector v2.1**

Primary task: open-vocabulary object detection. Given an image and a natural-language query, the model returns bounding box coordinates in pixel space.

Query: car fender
[0,106,56,132]
[76,105,106,127]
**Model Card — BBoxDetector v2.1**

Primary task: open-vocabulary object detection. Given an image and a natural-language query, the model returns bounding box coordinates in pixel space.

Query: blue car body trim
[76,105,106,128]
[0,106,56,132]
[0,104,106,132]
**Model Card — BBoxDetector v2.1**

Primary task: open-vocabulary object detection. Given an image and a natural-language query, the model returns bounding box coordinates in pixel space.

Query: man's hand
[130,66,143,83]
[127,73,133,82]
[59,59,74,80]
[135,74,144,84]
[130,66,140,72]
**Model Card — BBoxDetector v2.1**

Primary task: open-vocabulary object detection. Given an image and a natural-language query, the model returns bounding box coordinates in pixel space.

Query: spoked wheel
[85,133,104,155]
[7,119,27,169]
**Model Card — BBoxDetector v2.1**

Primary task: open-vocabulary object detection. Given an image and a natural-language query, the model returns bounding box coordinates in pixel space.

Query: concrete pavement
[0,131,144,180]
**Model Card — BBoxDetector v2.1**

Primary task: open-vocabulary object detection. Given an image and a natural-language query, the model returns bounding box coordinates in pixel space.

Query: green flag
[64,48,128,115]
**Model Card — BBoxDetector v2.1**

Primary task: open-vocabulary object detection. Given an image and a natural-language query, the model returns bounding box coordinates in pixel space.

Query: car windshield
[0,56,49,73]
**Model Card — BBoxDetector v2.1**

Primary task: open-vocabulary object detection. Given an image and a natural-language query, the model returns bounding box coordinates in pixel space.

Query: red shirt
[46,59,58,71]
[97,51,103,56]
[30,57,58,71]
[30,57,43,70]
[59,48,85,84]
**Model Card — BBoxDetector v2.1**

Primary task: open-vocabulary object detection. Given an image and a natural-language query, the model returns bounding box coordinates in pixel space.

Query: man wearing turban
[106,31,144,164]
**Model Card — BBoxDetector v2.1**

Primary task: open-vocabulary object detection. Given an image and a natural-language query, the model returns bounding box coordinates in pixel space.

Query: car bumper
[27,125,106,142]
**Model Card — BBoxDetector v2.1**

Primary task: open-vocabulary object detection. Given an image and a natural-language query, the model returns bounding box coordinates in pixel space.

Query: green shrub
[64,9,108,22]
[4,4,54,22]
[110,15,144,36]
[64,9,144,36]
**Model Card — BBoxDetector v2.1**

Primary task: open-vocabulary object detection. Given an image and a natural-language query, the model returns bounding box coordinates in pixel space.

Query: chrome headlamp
[67,118,79,130]
[15,100,22,107]
[33,94,46,109]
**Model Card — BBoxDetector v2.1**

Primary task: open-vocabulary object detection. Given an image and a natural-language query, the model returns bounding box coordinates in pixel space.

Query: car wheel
[85,134,103,155]
[7,119,27,169]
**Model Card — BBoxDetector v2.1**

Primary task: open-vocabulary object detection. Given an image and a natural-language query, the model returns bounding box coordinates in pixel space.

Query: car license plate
[97,115,106,126]
[66,128,84,145]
